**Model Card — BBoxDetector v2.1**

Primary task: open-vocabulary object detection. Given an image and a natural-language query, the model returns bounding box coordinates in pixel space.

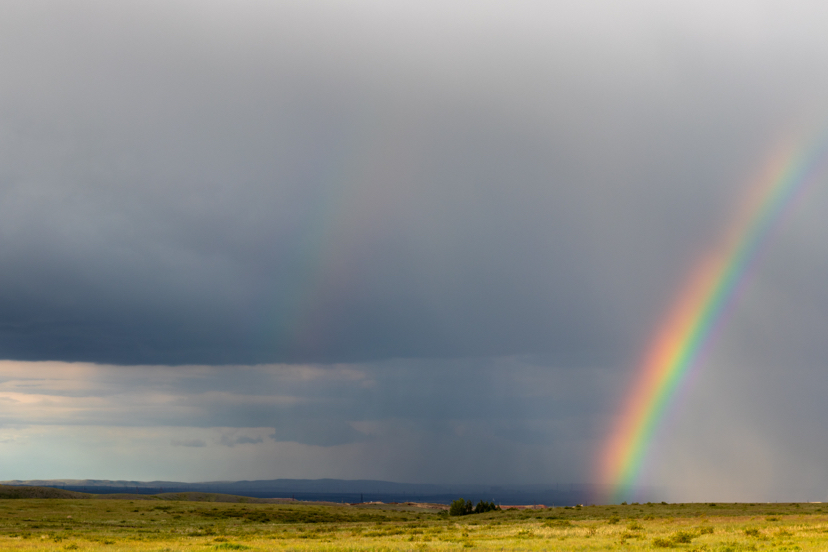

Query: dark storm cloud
[4,1,827,364]
[4,1,828,498]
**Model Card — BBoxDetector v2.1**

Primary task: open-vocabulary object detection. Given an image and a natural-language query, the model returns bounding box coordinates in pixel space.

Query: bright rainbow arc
[601,131,828,503]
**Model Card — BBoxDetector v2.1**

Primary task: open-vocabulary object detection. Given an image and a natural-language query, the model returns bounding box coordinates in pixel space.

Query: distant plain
[0,486,826,550]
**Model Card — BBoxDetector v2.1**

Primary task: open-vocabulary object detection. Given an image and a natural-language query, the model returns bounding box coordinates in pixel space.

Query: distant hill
[0,485,88,499]
[0,479,613,506]
[0,485,302,503]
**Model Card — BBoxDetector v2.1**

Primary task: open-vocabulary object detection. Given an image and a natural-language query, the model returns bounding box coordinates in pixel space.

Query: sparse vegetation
[0,489,823,550]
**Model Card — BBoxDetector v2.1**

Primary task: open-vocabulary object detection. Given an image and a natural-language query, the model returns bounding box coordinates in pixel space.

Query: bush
[450,499,473,516]
[473,500,500,514]
[449,499,500,516]
[671,531,694,543]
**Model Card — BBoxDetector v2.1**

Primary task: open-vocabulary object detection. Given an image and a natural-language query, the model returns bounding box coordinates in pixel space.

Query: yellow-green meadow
[0,491,825,550]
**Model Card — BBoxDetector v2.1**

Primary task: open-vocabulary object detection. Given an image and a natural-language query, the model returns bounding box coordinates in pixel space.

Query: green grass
[0,494,826,550]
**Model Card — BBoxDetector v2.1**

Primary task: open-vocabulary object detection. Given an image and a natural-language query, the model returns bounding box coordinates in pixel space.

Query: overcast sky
[2,0,828,502]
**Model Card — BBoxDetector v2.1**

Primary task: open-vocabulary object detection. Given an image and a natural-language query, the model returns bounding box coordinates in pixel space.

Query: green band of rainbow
[600,131,828,503]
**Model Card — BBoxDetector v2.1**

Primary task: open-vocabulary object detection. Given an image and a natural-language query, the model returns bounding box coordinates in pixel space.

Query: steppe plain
[0,486,823,550]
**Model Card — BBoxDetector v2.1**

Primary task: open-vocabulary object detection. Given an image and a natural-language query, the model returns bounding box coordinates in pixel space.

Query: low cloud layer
[2,352,828,501]
[1,1,828,500]
[0,359,618,484]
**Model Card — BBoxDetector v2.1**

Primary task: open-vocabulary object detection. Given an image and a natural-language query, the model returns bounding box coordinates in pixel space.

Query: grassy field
[0,490,825,550]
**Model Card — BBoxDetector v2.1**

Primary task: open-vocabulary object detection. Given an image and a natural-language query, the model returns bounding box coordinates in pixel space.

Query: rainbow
[600,131,828,503]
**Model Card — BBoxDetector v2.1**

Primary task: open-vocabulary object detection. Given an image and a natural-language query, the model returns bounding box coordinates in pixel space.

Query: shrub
[473,500,500,514]
[652,537,675,548]
[450,499,500,516]
[449,499,473,517]
[671,531,694,543]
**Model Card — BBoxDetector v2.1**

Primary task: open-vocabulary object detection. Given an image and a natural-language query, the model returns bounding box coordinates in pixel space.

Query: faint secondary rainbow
[600,130,828,503]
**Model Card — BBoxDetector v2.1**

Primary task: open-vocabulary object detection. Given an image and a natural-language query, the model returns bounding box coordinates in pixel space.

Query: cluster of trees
[449,498,501,516]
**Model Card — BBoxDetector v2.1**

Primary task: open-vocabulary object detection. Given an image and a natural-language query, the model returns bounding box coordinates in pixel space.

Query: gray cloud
[220,434,263,447]
[3,1,824,365]
[0,359,618,484]
[269,420,368,447]
[1,1,828,499]
[171,439,206,448]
